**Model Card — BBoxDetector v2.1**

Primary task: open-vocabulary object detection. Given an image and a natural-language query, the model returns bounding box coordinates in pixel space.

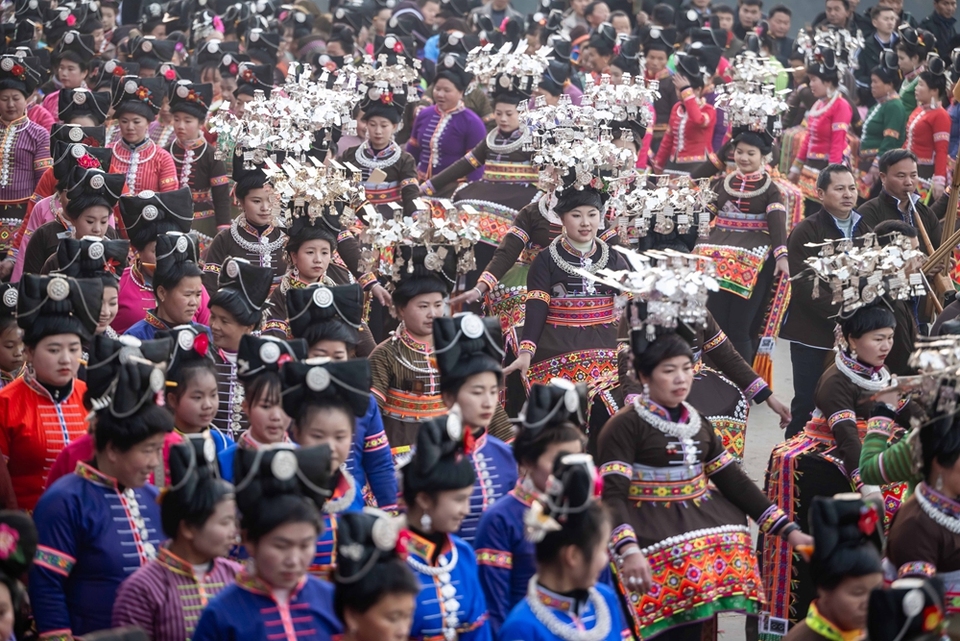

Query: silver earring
[642,383,650,400]
[851,349,858,361]
[937,474,944,492]
[292,266,300,280]
[420,513,432,532]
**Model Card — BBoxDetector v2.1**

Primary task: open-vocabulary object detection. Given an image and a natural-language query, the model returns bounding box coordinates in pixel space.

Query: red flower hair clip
[9,64,24,79]
[77,154,100,169]
[113,66,126,77]
[66,14,76,25]
[103,257,120,276]
[193,331,210,357]
[136,86,150,100]
[241,68,254,81]
[80,136,101,147]
[393,40,404,53]
[229,62,238,75]
[163,68,176,81]
[858,504,879,536]
[395,529,412,560]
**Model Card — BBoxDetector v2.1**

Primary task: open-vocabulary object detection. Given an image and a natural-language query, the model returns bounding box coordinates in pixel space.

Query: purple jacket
[405,103,486,182]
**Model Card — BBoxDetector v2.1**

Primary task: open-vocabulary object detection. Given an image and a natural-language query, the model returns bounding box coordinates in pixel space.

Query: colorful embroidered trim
[35,545,76,576]
[866,416,894,436]
[364,431,389,452]
[507,225,530,244]
[481,161,539,183]
[610,524,637,549]
[827,409,857,428]
[478,272,499,290]
[526,289,551,304]
[600,461,632,479]
[476,549,513,569]
[382,389,447,421]
[898,561,937,578]
[365,186,402,202]
[39,630,73,641]
[703,331,727,352]
[518,340,538,355]
[704,451,735,475]
[744,378,768,400]
[694,245,767,298]
[773,246,788,259]
[756,504,790,535]
[630,474,708,503]
[546,297,617,326]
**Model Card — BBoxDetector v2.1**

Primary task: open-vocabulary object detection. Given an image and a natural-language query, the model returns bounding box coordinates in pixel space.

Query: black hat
[0,55,39,96]
[64,165,125,207]
[90,60,140,91]
[676,6,707,35]
[51,124,105,149]
[610,35,643,77]
[867,578,946,641]
[86,333,173,408]
[163,432,233,538]
[160,324,215,383]
[0,283,17,322]
[587,22,617,55]
[432,313,503,386]
[0,510,37,580]
[282,6,314,39]
[15,0,46,22]
[403,413,476,496]
[58,89,110,124]
[119,187,194,251]
[128,35,177,68]
[287,284,363,347]
[96,357,168,420]
[209,257,272,326]
[690,27,726,50]
[236,334,308,382]
[52,143,112,188]
[154,231,200,283]
[196,39,239,67]
[387,8,429,48]
[335,508,411,584]
[539,59,570,96]
[44,7,79,45]
[17,275,102,344]
[686,41,721,80]
[546,34,572,63]
[808,494,884,588]
[807,46,841,82]
[332,5,364,33]
[518,380,588,434]
[899,26,936,59]
[54,237,130,286]
[639,24,675,55]
[235,62,274,98]
[280,358,371,419]
[674,52,705,89]
[872,48,903,87]
[219,50,250,78]
[528,453,599,541]
[111,75,165,119]
[158,63,199,83]
[245,28,281,65]
[168,81,213,119]
[54,30,96,61]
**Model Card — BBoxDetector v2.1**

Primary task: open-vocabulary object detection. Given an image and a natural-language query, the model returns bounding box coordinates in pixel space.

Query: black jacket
[919,12,960,60]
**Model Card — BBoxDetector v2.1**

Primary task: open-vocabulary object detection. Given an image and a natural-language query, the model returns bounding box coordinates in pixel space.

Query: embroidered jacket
[111,547,242,641]
[792,94,853,168]
[114,265,211,334]
[473,482,538,634]
[124,311,212,342]
[338,142,420,216]
[310,470,366,580]
[859,95,907,159]
[405,103,486,182]
[47,432,184,490]
[211,349,246,440]
[499,582,633,641]
[148,121,176,150]
[346,395,399,511]
[109,139,179,195]
[458,430,517,545]
[406,531,492,641]
[0,375,88,510]
[0,115,52,202]
[201,216,287,294]
[654,88,717,168]
[191,572,342,641]
[905,105,952,186]
[29,462,163,639]
[167,137,232,231]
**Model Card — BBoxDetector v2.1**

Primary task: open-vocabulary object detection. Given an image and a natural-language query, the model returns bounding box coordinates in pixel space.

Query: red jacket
[654,88,717,168]
[793,93,852,167]
[906,105,951,185]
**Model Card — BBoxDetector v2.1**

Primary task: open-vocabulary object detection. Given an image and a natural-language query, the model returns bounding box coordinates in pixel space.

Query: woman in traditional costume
[904,57,952,202]
[286,283,397,510]
[474,382,586,634]
[108,75,179,195]
[111,433,242,641]
[433,313,516,542]
[281,358,370,579]
[0,284,23,389]
[897,27,936,114]
[0,274,101,510]
[652,52,717,177]
[500,453,634,641]
[28,354,173,637]
[598,260,810,641]
[856,53,907,201]
[401,414,493,641]
[42,31,96,117]
[781,494,884,641]
[115,187,209,333]
[51,237,130,342]
[192,444,342,640]
[124,232,209,341]
[207,256,273,438]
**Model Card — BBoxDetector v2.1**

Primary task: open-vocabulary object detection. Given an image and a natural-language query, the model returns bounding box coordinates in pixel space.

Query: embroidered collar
[176,137,207,151]
[558,236,597,258]
[236,215,276,238]
[805,601,864,641]
[434,101,465,117]
[918,482,960,520]
[534,584,587,614]
[905,65,925,82]
[395,324,432,354]
[123,138,151,150]
[875,91,899,105]
[511,479,537,506]
[635,396,692,423]
[837,349,884,377]
[132,261,152,289]
[235,569,308,599]
[23,370,74,404]
[0,115,28,129]
[75,461,121,489]
[157,545,203,578]
[406,530,454,562]
[362,142,401,160]
[144,309,172,330]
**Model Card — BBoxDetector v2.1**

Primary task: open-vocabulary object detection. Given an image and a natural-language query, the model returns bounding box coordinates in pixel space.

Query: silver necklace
[723,171,771,201]
[354,141,402,171]
[525,576,612,641]
[406,540,459,576]
[548,236,609,277]
[486,128,529,156]
[834,351,891,392]
[407,542,461,640]
[916,484,960,534]
[633,398,702,440]
[806,91,839,119]
[323,467,357,514]
[230,216,286,255]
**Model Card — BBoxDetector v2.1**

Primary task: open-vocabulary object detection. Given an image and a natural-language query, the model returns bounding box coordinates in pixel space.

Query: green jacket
[860,96,907,158]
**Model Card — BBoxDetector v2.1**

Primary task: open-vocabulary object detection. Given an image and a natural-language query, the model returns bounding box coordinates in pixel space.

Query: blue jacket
[345,395,398,511]
[499,582,631,641]
[457,432,517,545]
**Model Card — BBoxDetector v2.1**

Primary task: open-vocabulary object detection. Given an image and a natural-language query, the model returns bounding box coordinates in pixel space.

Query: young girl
[0,284,23,388]
[191,445,342,640]
[111,433,241,640]
[163,325,233,454]
[108,75,178,195]
[124,232,209,340]
[167,81,231,243]
[50,237,130,341]
[432,313,516,543]
[202,148,287,294]
[281,358,369,578]
[217,334,307,481]
[115,187,208,333]
[42,31,95,117]
[474,382,586,634]
[500,454,633,641]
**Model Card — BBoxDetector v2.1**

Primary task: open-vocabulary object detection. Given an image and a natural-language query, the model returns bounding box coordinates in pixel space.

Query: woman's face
[432,78,463,112]
[0,325,24,375]
[240,186,274,226]
[641,355,694,408]
[493,102,520,133]
[248,520,318,590]
[169,369,219,432]
[344,592,417,641]
[870,74,893,100]
[561,205,602,244]
[365,115,398,150]
[119,113,150,143]
[104,432,166,488]
[848,328,894,368]
[570,0,588,16]
[608,65,624,85]
[185,497,238,561]
[445,371,500,431]
[73,205,111,238]
[172,112,201,143]
[28,333,82,386]
[157,276,203,325]
[243,388,290,444]
[897,50,918,74]
[818,573,884,631]
[97,286,119,334]
[525,438,584,492]
[734,142,763,173]
[418,487,472,533]
[914,78,932,105]
[808,75,827,99]
[791,61,808,84]
[290,239,332,282]
[396,292,445,338]
[208,305,254,353]
[307,339,350,361]
[0,89,26,123]
[58,59,88,89]
[295,405,354,473]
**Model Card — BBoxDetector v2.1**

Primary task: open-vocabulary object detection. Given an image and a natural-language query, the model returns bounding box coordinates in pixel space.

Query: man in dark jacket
[780,164,872,437]
[855,6,899,107]
[920,0,959,60]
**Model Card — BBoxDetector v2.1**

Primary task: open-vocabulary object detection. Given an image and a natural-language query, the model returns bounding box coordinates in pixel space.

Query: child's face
[0,325,24,375]
[171,369,219,432]
[102,6,117,30]
[241,186,275,227]
[172,112,202,143]
[717,13,734,31]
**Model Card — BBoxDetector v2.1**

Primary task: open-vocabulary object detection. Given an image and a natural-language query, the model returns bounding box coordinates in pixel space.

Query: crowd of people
[0,0,957,639]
